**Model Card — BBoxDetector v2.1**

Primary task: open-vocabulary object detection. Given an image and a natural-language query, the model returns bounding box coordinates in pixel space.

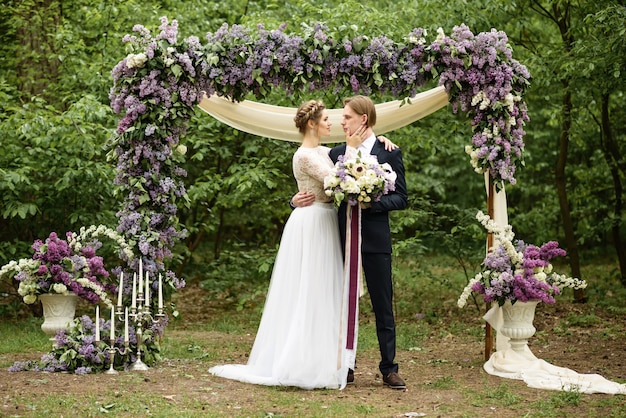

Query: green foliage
[0,93,119,255]
[198,246,276,312]
[1,0,626,326]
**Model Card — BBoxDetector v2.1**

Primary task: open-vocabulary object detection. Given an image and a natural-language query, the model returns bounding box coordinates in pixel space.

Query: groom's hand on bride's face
[291,191,315,208]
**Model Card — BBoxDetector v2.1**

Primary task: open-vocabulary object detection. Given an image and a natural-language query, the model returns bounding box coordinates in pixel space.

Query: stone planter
[40,293,79,338]
[499,300,539,353]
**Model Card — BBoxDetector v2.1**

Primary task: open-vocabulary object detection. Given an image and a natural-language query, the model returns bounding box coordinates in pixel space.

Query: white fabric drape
[197,86,449,143]
[485,172,509,353]
[483,307,626,394]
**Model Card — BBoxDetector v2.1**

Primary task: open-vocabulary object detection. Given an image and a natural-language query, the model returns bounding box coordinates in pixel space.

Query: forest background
[0,0,625,319]
[1,0,624,315]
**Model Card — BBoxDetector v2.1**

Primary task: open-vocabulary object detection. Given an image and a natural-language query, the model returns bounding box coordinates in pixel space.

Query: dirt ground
[1,284,625,417]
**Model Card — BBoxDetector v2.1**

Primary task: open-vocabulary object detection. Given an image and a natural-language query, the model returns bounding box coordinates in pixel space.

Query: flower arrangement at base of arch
[457,211,587,309]
[0,225,134,307]
[8,314,166,374]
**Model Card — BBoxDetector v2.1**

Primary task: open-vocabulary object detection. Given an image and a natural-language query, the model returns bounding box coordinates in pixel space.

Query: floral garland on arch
[108,16,530,315]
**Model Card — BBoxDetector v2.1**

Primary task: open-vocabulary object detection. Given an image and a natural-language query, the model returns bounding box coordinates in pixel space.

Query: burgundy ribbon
[346,205,360,349]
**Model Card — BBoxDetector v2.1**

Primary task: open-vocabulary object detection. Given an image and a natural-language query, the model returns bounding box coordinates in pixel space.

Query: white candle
[138,258,143,293]
[145,272,150,307]
[131,273,137,309]
[158,273,163,310]
[95,305,100,341]
[124,307,129,343]
[138,264,143,296]
[110,308,115,341]
[117,272,124,308]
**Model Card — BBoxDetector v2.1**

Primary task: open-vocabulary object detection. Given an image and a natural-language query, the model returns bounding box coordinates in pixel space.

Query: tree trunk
[552,1,586,301]
[14,0,62,99]
[555,89,585,301]
[599,94,626,286]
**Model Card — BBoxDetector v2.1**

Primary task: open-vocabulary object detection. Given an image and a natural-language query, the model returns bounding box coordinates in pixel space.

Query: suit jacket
[329,139,408,254]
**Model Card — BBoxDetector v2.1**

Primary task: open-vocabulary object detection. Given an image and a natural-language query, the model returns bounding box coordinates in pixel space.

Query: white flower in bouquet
[324,152,396,207]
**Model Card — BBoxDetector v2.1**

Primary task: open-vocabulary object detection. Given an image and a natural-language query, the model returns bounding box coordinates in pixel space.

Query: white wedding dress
[209,146,350,389]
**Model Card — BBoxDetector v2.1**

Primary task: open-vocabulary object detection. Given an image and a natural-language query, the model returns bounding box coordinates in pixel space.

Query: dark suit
[329,139,408,375]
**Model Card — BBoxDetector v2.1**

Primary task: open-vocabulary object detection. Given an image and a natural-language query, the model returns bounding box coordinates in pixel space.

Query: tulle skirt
[209,202,349,389]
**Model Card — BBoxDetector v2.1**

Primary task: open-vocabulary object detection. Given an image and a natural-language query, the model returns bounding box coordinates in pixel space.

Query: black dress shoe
[347,368,354,384]
[383,372,406,389]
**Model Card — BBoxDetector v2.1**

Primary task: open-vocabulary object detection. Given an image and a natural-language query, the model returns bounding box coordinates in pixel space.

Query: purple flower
[465,211,575,307]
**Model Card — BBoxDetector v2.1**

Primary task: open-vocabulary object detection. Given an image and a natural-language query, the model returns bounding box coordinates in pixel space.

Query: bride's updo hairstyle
[294,100,326,135]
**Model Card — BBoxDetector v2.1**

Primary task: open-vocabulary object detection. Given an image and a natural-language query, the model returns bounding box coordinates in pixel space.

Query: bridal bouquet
[324,152,397,207]
[457,211,587,308]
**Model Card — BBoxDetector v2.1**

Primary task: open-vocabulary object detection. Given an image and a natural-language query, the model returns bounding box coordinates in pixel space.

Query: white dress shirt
[358,133,376,155]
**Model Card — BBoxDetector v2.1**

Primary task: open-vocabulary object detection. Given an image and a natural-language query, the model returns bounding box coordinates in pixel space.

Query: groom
[293,95,408,389]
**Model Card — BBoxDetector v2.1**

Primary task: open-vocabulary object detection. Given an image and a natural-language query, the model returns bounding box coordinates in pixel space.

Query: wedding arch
[107,16,626,396]
[110,15,529,355]
[109,16,529,264]
[109,17,529,360]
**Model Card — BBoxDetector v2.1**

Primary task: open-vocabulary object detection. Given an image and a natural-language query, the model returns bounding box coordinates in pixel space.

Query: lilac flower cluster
[9,316,105,374]
[109,17,193,290]
[457,211,587,308]
[10,232,114,305]
[470,241,563,305]
[178,20,529,188]
[426,25,531,188]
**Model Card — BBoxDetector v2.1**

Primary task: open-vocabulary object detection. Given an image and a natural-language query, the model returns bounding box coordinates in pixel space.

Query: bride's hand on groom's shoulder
[378,135,398,151]
[291,191,315,208]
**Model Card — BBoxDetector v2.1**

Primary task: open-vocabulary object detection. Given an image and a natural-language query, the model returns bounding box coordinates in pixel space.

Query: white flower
[176,144,187,155]
[126,53,148,69]
[435,27,446,43]
[23,294,37,304]
[457,275,481,308]
[324,174,340,189]
[18,282,34,297]
[341,177,360,194]
[53,283,68,294]
[408,34,426,45]
[471,91,490,110]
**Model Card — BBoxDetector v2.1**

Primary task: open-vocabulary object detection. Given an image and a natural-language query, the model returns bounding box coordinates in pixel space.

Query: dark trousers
[362,252,397,375]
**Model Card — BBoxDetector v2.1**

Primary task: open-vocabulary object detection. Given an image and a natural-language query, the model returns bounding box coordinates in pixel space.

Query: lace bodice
[293,146,334,203]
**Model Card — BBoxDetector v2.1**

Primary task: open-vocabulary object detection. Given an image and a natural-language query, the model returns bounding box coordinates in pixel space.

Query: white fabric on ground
[483,306,626,394]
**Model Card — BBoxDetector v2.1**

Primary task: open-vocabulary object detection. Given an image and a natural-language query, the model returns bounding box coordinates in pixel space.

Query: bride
[209,99,370,389]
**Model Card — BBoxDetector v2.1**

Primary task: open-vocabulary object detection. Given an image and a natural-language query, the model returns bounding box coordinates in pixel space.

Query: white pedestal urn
[499,300,539,353]
[39,293,79,338]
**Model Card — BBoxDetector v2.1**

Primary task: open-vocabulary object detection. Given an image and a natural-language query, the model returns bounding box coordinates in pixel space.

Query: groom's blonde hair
[343,95,376,128]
